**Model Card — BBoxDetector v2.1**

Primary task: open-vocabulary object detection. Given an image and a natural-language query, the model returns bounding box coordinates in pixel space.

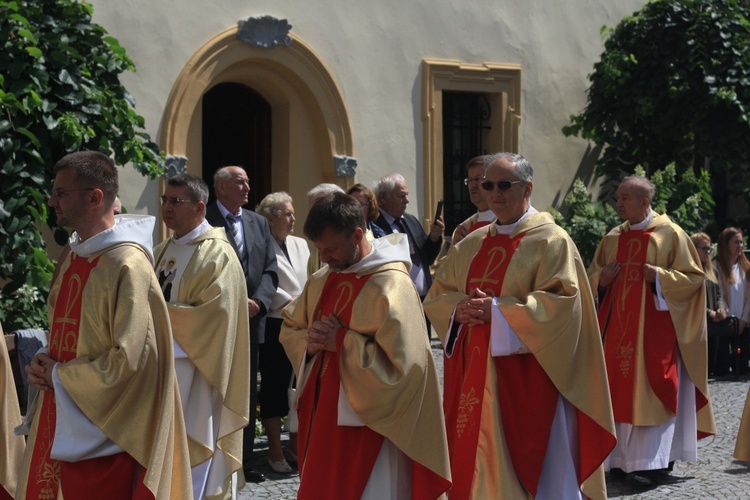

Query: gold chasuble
[735,388,750,460]
[1,323,25,499]
[280,242,451,499]
[588,213,715,437]
[18,239,191,499]
[153,227,250,495]
[424,212,616,500]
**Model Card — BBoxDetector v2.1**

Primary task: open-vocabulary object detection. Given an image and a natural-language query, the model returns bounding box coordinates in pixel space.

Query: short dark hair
[166,173,209,204]
[304,192,365,241]
[53,151,118,203]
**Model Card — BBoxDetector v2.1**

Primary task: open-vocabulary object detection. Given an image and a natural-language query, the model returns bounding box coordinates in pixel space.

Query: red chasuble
[296,272,384,499]
[444,231,559,498]
[25,256,150,500]
[598,229,681,422]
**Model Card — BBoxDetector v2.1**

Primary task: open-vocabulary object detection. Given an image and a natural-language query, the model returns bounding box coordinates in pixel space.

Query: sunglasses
[481,180,524,191]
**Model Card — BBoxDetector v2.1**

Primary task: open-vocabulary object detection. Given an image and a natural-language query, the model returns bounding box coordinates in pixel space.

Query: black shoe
[644,467,672,484]
[625,472,653,487]
[244,469,266,483]
[609,467,626,481]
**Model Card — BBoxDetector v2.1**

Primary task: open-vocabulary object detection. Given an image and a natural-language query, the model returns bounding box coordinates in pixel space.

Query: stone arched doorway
[159,20,354,237]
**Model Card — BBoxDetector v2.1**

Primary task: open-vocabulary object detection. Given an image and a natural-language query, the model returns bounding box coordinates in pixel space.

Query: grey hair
[213,166,244,186]
[486,153,533,182]
[307,183,344,204]
[374,173,406,198]
[621,175,656,203]
[256,191,293,220]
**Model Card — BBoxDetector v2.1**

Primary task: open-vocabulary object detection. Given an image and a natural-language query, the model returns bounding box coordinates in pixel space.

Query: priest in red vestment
[588,175,715,487]
[424,153,616,499]
[280,191,451,499]
[18,151,191,499]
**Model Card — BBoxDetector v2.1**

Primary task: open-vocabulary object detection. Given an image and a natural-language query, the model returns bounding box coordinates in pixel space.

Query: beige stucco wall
[86,0,645,230]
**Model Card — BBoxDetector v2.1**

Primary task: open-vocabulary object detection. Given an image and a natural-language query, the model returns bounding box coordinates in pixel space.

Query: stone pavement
[239,340,750,498]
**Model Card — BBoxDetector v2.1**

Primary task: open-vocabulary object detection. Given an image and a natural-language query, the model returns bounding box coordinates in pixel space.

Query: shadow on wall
[551,143,604,209]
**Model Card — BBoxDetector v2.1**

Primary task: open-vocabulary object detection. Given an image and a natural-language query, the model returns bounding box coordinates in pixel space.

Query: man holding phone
[374,173,444,335]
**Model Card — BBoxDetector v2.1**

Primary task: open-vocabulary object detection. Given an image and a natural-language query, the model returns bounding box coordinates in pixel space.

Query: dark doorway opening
[202,82,272,209]
[442,91,491,235]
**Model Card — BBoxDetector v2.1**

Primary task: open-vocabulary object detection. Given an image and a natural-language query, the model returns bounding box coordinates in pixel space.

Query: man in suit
[373,173,444,335]
[206,166,279,484]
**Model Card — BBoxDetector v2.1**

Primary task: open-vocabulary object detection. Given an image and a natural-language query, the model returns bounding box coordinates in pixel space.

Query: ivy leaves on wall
[0,0,164,330]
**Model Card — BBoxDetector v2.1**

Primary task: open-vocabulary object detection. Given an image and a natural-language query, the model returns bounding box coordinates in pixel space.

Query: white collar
[494,206,538,235]
[630,208,653,230]
[172,219,211,245]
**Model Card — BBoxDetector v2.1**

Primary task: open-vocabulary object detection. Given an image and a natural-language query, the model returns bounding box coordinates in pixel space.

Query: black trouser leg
[243,342,260,472]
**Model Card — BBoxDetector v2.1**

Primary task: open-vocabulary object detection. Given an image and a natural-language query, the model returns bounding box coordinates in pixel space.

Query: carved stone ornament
[164,155,188,178]
[333,155,357,178]
[237,16,293,48]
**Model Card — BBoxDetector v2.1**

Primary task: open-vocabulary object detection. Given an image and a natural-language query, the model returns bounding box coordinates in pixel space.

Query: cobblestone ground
[239,341,750,499]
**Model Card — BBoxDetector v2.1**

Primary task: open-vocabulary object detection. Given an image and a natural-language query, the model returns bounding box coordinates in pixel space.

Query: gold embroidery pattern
[612,237,644,379]
[457,343,483,438]
[468,246,507,289]
[333,281,354,316]
[617,336,635,378]
[33,395,60,499]
[50,272,83,359]
[456,387,480,438]
[619,238,642,312]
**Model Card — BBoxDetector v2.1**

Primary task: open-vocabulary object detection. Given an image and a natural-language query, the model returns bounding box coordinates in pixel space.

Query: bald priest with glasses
[424,153,616,499]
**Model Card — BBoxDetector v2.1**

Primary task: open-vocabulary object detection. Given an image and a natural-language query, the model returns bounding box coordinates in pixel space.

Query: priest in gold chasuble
[735,388,750,461]
[1,322,25,499]
[424,153,615,500]
[18,152,191,500]
[280,192,451,499]
[588,175,715,486]
[154,174,250,499]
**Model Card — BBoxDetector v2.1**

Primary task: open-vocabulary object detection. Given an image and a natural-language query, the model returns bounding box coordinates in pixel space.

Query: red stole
[296,272,383,500]
[444,231,559,498]
[25,255,150,500]
[468,220,491,234]
[599,229,680,422]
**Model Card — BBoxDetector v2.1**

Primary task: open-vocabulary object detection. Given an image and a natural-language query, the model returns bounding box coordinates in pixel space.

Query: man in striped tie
[206,166,278,484]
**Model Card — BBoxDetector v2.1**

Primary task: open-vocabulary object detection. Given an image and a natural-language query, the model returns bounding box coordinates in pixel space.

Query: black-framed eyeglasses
[464,176,485,185]
[160,196,196,205]
[481,180,524,191]
[51,188,94,198]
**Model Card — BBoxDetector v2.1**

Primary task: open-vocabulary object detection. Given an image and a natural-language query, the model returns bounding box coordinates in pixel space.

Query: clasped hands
[306,313,343,356]
[455,288,493,325]
[599,262,658,288]
[26,352,55,392]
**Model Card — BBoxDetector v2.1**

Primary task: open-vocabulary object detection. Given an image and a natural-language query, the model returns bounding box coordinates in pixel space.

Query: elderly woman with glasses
[256,192,310,473]
[691,232,728,375]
